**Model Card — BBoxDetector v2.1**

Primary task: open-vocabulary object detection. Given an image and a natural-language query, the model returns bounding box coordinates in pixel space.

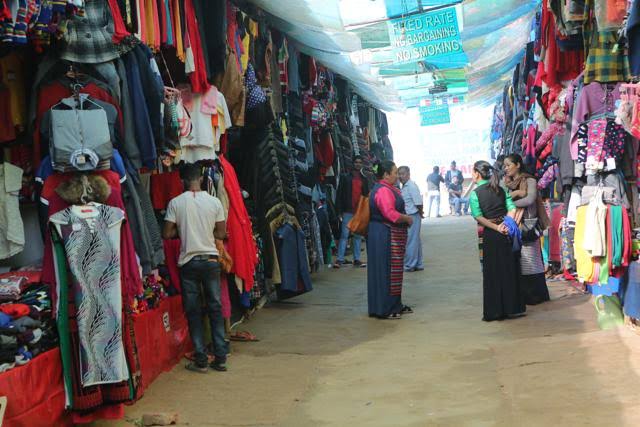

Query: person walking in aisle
[426,166,444,218]
[470,160,525,322]
[449,176,469,216]
[162,164,229,373]
[336,155,369,268]
[398,166,425,272]
[503,154,550,305]
[367,160,414,319]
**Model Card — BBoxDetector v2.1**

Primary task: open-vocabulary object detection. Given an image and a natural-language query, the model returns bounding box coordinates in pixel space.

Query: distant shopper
[163,164,229,373]
[367,160,414,319]
[445,161,464,190]
[470,160,525,322]
[448,176,469,216]
[336,155,369,268]
[503,154,550,305]
[426,166,444,218]
[398,166,424,272]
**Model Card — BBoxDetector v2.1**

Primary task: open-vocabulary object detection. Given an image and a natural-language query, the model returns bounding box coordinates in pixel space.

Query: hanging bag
[594,295,624,330]
[347,195,370,237]
[49,95,112,172]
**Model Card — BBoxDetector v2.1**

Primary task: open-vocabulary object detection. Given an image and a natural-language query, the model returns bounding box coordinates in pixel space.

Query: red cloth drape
[0,296,190,427]
[219,154,257,291]
[106,0,131,43]
[184,0,210,93]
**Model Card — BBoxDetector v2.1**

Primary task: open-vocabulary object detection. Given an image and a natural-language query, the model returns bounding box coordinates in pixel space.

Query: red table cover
[0,296,189,426]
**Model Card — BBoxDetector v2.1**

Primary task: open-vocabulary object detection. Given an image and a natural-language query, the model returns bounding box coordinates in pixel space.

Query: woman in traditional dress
[367,160,414,319]
[470,160,526,321]
[503,154,550,305]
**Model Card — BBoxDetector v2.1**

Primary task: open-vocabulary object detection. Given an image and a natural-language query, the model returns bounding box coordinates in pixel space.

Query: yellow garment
[0,53,26,130]
[280,118,288,143]
[217,104,226,134]
[172,0,184,61]
[575,206,595,282]
[145,0,157,50]
[241,34,250,71]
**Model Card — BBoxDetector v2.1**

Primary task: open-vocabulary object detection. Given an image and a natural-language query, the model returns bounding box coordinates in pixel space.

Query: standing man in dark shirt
[426,166,444,218]
[336,156,370,268]
[445,161,464,190]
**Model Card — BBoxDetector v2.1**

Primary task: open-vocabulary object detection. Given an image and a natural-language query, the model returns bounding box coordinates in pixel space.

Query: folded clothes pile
[0,272,57,373]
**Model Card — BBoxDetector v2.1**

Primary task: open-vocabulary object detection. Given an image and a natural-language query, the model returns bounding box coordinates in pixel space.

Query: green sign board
[388,6,465,65]
[419,104,450,126]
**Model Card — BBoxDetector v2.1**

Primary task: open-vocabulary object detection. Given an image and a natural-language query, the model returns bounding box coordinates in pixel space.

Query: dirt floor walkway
[96,216,640,427]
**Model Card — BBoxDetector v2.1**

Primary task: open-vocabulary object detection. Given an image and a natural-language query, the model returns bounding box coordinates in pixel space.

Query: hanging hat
[58,0,119,64]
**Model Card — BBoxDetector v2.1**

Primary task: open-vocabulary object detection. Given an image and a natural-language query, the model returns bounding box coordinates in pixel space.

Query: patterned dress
[50,203,128,388]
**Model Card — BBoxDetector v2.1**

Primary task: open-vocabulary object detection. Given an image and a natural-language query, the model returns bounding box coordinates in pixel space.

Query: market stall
[490,0,640,329]
[0,0,394,424]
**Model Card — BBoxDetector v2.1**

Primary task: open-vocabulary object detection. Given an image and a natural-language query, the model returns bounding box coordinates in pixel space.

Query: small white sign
[162,312,170,332]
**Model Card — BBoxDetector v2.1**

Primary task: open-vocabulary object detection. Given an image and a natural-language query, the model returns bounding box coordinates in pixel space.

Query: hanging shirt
[0,163,24,259]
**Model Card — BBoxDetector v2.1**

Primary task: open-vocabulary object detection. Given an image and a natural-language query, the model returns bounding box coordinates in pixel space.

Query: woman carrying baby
[503,154,551,305]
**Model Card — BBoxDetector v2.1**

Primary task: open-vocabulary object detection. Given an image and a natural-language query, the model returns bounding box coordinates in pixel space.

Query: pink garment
[586,118,607,170]
[571,82,622,159]
[200,86,218,114]
[537,165,558,190]
[220,274,231,319]
[536,123,564,154]
[549,206,563,263]
[375,181,402,223]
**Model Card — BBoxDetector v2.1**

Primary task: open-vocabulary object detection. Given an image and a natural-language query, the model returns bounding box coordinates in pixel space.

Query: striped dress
[367,182,407,317]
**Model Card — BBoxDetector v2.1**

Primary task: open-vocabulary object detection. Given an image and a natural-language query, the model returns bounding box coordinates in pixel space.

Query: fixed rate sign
[419,104,450,126]
[388,6,465,65]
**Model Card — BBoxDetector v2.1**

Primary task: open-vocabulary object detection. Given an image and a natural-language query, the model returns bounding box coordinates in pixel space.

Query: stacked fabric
[0,271,57,373]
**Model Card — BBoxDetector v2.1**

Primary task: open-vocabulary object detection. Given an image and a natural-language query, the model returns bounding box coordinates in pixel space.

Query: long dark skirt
[367,221,405,317]
[480,226,526,321]
[520,273,550,305]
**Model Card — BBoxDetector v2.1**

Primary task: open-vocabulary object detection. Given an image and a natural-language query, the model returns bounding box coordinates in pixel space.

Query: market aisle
[96,217,640,427]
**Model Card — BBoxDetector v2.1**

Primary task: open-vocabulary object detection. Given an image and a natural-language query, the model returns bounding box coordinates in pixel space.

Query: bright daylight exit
[2,0,640,426]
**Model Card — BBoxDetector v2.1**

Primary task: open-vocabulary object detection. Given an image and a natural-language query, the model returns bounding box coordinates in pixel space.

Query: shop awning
[243,0,539,111]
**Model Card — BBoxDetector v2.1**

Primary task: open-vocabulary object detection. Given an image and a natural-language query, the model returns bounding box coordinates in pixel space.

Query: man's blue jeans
[180,258,228,367]
[338,212,363,262]
[452,197,469,215]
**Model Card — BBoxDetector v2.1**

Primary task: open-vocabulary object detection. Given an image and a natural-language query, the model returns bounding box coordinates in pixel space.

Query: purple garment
[571,82,622,159]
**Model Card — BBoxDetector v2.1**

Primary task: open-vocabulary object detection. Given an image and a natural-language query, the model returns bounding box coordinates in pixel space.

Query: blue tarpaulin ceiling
[245,0,540,112]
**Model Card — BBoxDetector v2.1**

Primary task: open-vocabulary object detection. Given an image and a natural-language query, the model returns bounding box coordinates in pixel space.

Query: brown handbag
[347,196,370,237]
[216,240,234,274]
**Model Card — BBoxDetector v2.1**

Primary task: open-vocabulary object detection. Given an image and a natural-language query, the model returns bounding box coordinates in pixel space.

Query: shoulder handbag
[347,196,370,237]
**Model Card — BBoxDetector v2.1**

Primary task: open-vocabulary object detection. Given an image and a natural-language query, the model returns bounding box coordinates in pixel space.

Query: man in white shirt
[398,166,424,272]
[163,164,229,373]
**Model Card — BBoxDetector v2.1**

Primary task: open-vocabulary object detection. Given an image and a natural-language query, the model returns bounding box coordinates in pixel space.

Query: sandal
[401,305,414,314]
[230,331,260,342]
[383,313,402,320]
